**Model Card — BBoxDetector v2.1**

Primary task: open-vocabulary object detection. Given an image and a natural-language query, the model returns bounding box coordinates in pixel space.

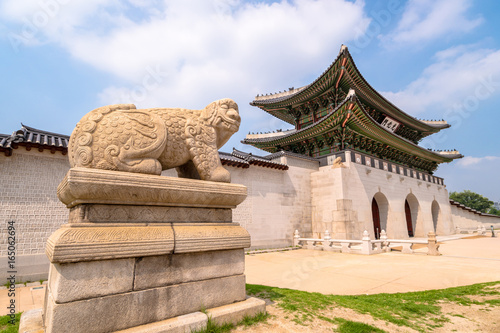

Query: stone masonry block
[49,258,135,303]
[115,311,208,333]
[18,308,44,333]
[69,204,232,224]
[336,199,353,211]
[172,224,250,253]
[207,297,266,326]
[46,225,175,263]
[44,275,246,333]
[134,249,244,290]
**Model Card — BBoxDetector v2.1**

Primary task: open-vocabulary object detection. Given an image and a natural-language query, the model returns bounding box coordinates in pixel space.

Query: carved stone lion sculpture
[68,98,240,183]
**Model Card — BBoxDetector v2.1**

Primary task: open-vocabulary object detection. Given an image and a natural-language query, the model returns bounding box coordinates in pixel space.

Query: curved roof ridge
[20,123,70,138]
[250,45,347,106]
[339,52,450,132]
[253,86,308,102]
[250,45,450,133]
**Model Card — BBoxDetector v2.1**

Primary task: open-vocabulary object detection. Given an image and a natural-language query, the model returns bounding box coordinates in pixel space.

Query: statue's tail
[68,104,136,168]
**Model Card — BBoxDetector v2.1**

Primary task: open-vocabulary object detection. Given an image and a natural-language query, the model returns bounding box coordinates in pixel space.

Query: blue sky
[1,0,499,201]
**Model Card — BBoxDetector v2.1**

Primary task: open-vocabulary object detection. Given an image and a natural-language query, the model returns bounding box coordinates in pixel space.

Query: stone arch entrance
[372,192,389,239]
[431,200,440,233]
[404,193,420,238]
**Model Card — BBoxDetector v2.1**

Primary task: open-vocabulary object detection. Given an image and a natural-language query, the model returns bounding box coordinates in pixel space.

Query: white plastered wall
[0,149,69,281]
[450,205,500,229]
[164,155,319,249]
[229,156,318,249]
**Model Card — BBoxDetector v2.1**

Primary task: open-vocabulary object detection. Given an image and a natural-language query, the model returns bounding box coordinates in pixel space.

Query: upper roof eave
[250,45,449,134]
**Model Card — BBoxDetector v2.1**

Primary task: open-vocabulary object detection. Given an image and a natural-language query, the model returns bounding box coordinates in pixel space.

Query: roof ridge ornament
[345,88,356,100]
[339,44,348,55]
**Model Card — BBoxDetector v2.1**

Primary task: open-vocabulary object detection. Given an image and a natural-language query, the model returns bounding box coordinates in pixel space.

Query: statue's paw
[122,158,162,175]
[207,166,231,183]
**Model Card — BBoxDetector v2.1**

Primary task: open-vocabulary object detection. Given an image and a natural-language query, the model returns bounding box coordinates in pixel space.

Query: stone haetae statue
[331,156,346,169]
[68,98,240,182]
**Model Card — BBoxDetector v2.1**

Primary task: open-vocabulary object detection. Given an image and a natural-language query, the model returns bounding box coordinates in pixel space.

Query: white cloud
[383,0,482,46]
[457,156,500,168]
[1,0,370,83]
[380,45,500,115]
[437,156,500,201]
[0,0,371,150]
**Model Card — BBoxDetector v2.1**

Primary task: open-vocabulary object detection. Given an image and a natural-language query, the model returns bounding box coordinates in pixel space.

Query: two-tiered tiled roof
[245,90,462,172]
[244,45,462,173]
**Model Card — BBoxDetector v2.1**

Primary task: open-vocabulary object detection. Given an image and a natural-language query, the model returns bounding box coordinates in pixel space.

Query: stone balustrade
[455,225,487,235]
[293,229,440,256]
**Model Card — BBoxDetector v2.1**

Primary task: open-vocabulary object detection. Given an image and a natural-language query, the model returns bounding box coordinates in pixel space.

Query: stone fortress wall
[310,150,454,240]
[1,147,499,281]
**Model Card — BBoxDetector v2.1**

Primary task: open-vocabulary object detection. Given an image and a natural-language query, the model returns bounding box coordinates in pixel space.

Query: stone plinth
[21,168,264,333]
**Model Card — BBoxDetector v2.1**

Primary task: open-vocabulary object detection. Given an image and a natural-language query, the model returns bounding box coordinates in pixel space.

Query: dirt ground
[234,293,500,333]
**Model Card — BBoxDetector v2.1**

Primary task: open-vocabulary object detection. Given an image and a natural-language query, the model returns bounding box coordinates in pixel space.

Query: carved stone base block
[45,275,246,333]
[48,250,245,304]
[30,168,262,333]
[21,297,266,333]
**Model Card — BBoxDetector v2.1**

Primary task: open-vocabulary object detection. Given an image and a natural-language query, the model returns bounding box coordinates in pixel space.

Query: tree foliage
[488,206,500,216]
[449,190,494,213]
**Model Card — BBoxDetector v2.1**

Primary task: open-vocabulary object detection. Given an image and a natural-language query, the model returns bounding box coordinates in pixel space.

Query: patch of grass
[451,313,466,318]
[246,281,500,332]
[318,316,387,332]
[191,312,269,333]
[238,312,269,327]
[333,317,387,333]
[191,316,234,333]
[0,313,21,333]
[318,315,336,324]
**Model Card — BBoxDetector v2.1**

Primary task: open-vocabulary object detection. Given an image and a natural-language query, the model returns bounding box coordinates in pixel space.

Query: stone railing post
[427,231,440,256]
[361,230,372,255]
[293,230,300,247]
[322,230,332,251]
[380,230,389,252]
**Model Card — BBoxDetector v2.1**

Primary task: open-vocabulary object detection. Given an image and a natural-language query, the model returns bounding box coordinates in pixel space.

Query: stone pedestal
[21,168,264,333]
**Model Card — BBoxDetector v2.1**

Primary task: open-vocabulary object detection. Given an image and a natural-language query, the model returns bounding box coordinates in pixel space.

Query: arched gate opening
[404,193,420,238]
[431,200,440,233]
[372,193,389,239]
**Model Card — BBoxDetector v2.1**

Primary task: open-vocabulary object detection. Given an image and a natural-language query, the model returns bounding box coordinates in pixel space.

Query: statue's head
[203,98,241,147]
